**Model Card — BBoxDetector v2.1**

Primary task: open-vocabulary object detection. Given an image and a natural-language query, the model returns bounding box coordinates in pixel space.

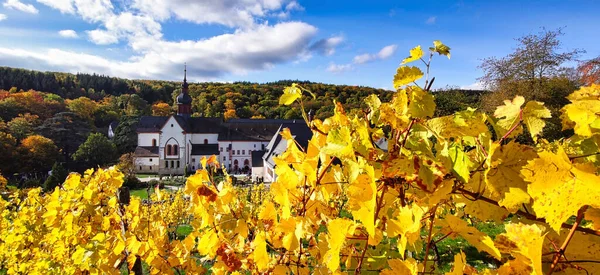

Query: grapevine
[1,41,600,274]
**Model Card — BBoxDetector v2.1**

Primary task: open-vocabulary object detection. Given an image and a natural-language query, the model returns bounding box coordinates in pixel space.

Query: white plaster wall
[136,157,157,165]
[251,167,264,182]
[190,133,219,144]
[135,157,159,173]
[138,133,160,146]
[218,141,269,169]
[263,163,275,183]
[160,116,186,159]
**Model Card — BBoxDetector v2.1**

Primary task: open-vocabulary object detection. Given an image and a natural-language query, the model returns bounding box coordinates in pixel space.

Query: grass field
[129,188,154,199]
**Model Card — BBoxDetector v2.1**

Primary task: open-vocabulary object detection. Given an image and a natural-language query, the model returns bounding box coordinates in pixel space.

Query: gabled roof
[262,122,312,167]
[134,146,159,157]
[191,143,220,156]
[137,116,168,133]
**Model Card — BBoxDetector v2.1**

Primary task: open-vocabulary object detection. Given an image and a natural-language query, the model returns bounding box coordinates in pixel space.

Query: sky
[0,0,599,90]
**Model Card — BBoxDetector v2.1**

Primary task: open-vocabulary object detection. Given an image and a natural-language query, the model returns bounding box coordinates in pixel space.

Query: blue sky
[0,0,598,90]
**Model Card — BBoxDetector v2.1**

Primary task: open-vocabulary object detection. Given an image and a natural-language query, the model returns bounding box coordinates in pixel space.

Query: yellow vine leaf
[393,66,423,89]
[498,187,530,213]
[495,223,546,275]
[401,45,424,65]
[441,215,501,260]
[522,147,600,232]
[485,142,536,205]
[584,207,600,230]
[252,232,270,272]
[445,251,476,275]
[381,258,419,275]
[279,84,302,105]
[198,230,219,257]
[386,205,425,256]
[323,218,354,272]
[406,86,435,118]
[561,99,600,137]
[522,101,551,139]
[494,95,525,137]
[348,174,377,237]
[430,40,451,58]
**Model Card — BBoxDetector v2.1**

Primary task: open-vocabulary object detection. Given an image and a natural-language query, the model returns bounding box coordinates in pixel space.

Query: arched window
[204,139,208,144]
[152,139,156,147]
[234,159,239,166]
[172,145,178,155]
[244,159,250,166]
[166,145,172,156]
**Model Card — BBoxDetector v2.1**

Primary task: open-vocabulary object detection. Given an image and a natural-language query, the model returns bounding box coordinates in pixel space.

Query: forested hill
[0,66,398,120]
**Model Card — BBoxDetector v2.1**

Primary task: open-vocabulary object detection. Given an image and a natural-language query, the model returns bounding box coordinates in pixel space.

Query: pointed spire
[181,63,189,90]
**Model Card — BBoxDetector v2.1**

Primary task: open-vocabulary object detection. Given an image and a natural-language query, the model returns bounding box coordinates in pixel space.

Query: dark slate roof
[252,150,266,168]
[263,123,312,167]
[137,116,168,132]
[219,119,302,141]
[187,117,224,133]
[134,146,159,157]
[191,143,219,155]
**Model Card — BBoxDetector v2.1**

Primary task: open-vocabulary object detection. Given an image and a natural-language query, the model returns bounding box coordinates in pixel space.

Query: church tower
[177,64,192,118]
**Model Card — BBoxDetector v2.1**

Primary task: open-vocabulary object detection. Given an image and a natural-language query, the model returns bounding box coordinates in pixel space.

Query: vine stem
[548,205,589,275]
[355,185,387,274]
[499,109,523,142]
[422,204,438,274]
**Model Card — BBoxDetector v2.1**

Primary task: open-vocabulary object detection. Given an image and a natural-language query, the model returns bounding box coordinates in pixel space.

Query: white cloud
[377,44,397,59]
[0,22,319,80]
[0,14,6,21]
[36,0,74,13]
[16,0,325,80]
[309,35,344,56]
[131,0,297,28]
[426,16,436,25]
[353,44,397,64]
[35,0,113,22]
[58,29,78,38]
[460,81,485,90]
[87,29,119,45]
[3,0,39,14]
[327,63,352,73]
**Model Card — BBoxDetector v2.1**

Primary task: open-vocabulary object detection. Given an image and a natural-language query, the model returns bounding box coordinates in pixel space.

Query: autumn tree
[0,132,17,174]
[116,152,136,178]
[36,112,91,165]
[72,133,118,169]
[19,135,59,173]
[479,28,583,108]
[67,97,98,124]
[7,113,40,141]
[578,56,600,85]
[478,28,584,140]
[152,102,172,116]
[223,99,238,120]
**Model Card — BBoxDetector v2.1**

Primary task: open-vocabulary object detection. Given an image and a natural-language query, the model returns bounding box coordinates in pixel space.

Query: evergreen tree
[43,162,68,192]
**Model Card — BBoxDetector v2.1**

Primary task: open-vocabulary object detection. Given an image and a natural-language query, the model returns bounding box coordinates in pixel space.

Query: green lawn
[130,188,154,199]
